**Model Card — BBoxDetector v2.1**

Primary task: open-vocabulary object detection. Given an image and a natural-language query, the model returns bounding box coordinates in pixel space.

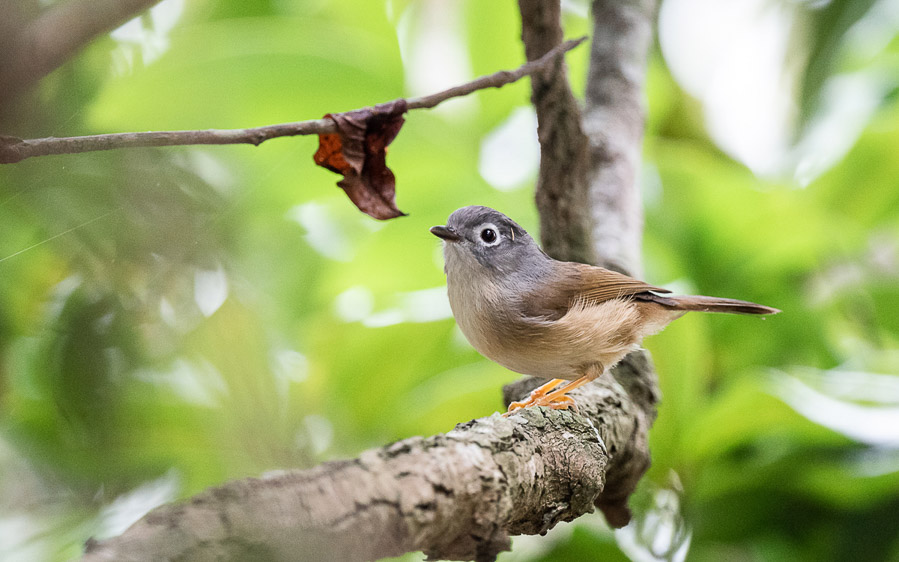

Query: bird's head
[430,206,545,277]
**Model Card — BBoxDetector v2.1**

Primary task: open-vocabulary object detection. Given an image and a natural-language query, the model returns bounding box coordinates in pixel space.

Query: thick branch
[0,38,586,165]
[584,0,657,277]
[519,0,594,265]
[82,376,656,562]
[1,0,163,104]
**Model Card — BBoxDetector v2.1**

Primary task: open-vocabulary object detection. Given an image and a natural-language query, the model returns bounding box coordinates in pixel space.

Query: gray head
[430,206,549,277]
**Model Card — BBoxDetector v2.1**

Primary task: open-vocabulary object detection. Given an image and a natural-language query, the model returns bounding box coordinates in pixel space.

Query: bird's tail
[645,294,780,315]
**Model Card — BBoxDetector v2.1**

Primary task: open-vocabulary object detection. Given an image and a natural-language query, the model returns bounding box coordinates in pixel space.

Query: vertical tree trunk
[584,0,656,278]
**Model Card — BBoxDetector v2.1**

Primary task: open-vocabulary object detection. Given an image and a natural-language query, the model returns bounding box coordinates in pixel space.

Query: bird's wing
[522,261,670,320]
[572,262,670,304]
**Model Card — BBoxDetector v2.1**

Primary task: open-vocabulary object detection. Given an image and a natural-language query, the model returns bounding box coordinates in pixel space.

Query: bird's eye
[480,228,497,244]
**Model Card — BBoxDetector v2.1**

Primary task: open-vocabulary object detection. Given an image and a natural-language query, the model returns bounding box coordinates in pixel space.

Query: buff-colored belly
[452,291,650,379]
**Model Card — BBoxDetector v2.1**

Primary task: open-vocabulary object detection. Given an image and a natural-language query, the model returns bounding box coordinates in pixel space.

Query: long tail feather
[644,294,780,315]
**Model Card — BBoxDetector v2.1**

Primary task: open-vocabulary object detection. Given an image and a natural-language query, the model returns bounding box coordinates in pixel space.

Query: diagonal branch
[0,37,586,165]
[82,377,652,562]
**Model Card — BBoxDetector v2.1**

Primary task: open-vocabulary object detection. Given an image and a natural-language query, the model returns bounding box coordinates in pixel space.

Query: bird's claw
[503,392,578,417]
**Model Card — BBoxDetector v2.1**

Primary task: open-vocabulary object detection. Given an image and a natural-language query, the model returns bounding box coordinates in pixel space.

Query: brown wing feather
[572,263,670,303]
[522,261,670,321]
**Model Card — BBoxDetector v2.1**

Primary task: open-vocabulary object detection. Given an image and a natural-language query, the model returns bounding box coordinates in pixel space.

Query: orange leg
[541,375,593,404]
[504,378,567,415]
[505,364,603,415]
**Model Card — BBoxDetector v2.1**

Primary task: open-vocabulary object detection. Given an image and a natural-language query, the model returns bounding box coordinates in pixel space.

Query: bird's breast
[445,269,565,376]
[445,267,517,358]
[447,270,649,378]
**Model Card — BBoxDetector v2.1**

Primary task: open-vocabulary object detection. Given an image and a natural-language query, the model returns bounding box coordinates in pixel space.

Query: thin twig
[0,37,586,165]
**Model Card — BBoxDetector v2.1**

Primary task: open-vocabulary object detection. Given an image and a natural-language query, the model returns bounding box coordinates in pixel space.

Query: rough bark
[83,388,638,562]
[519,0,595,265]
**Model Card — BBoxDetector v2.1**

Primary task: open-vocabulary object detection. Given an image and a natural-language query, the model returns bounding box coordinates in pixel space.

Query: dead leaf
[314,99,408,220]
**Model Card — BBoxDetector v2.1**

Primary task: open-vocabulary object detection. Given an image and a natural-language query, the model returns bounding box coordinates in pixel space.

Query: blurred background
[0,0,897,560]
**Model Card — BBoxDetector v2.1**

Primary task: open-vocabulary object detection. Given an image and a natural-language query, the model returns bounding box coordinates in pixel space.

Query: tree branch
[0,37,586,165]
[82,377,656,562]
[584,0,657,278]
[519,0,595,265]
[0,0,164,105]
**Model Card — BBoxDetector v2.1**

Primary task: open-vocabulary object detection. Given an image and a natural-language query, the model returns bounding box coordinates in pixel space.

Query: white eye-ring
[478,223,501,246]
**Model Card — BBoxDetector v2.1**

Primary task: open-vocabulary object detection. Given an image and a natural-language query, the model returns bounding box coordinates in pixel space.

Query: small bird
[430,206,779,413]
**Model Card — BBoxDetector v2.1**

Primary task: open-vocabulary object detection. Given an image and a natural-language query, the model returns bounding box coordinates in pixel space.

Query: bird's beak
[430,225,461,242]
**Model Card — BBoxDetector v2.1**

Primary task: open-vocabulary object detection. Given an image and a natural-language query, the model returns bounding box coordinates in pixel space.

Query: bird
[430,205,779,413]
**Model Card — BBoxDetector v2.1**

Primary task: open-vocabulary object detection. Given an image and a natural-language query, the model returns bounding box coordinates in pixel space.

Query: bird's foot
[503,375,594,416]
[503,379,581,416]
[505,394,578,414]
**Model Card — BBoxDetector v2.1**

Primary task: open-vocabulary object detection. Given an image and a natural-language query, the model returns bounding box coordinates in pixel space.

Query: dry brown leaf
[314,99,407,220]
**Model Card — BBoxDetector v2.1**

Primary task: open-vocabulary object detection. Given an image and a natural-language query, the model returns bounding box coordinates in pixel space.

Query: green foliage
[797,0,881,129]
[1,0,898,560]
